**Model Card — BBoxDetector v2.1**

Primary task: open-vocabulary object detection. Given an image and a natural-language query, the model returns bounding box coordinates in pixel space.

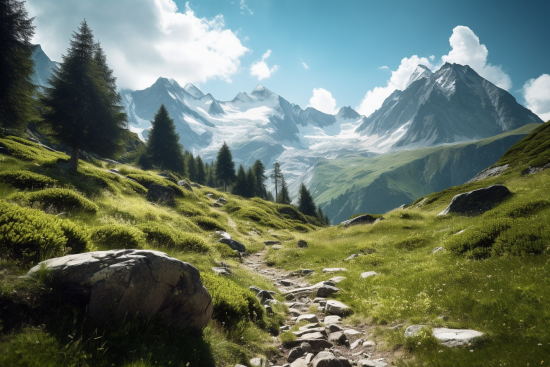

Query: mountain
[355,63,543,148]
[31,44,59,88]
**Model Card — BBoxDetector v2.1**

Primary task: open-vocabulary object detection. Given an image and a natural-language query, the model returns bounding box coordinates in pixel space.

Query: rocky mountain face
[31,45,59,88]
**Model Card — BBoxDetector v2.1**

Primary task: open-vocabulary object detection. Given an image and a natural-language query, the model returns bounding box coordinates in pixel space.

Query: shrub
[15,188,98,214]
[394,235,427,250]
[125,173,185,197]
[192,216,225,231]
[214,243,240,258]
[486,199,550,219]
[0,137,68,165]
[92,225,145,249]
[491,222,549,256]
[201,273,266,329]
[0,202,89,263]
[176,203,206,217]
[136,222,208,253]
[0,171,58,189]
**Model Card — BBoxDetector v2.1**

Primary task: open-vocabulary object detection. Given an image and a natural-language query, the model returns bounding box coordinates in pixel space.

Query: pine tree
[317,206,330,225]
[144,104,184,172]
[246,167,256,198]
[232,164,248,197]
[196,156,206,185]
[0,0,36,131]
[252,159,268,199]
[215,142,236,191]
[298,182,316,216]
[278,175,291,204]
[271,162,283,200]
[40,21,127,170]
[187,153,197,181]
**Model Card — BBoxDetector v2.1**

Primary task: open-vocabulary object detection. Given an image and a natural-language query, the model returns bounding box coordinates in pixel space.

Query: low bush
[192,216,225,231]
[176,202,206,217]
[491,221,549,256]
[125,173,185,196]
[0,171,58,189]
[201,273,266,329]
[136,222,208,253]
[485,199,550,219]
[91,225,145,249]
[14,188,98,214]
[394,235,428,250]
[0,137,68,165]
[0,202,89,263]
[214,243,240,258]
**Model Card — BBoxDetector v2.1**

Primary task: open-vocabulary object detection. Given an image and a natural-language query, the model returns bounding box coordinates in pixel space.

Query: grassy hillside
[0,133,324,367]
[265,122,550,366]
[310,124,539,222]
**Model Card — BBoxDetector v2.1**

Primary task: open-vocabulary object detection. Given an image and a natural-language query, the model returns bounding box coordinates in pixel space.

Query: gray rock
[257,290,274,303]
[287,347,304,363]
[432,328,484,347]
[431,247,445,253]
[404,325,426,337]
[177,180,194,192]
[296,314,319,323]
[265,240,282,246]
[110,168,119,173]
[297,240,308,248]
[361,271,378,279]
[299,323,320,331]
[264,304,273,314]
[298,331,325,340]
[362,340,376,348]
[284,339,333,352]
[324,315,342,324]
[316,285,340,298]
[344,254,359,261]
[280,279,294,286]
[217,197,227,204]
[300,342,313,353]
[215,231,232,239]
[522,163,550,175]
[305,353,315,363]
[218,238,247,253]
[328,324,342,332]
[249,286,262,294]
[146,184,175,204]
[293,327,326,337]
[26,250,213,331]
[250,357,267,367]
[349,338,363,350]
[322,268,347,273]
[328,276,346,283]
[211,267,231,275]
[328,331,347,345]
[339,359,352,367]
[438,185,511,216]
[310,351,343,367]
[290,358,308,367]
[325,300,352,316]
[288,308,302,316]
[206,193,214,197]
[343,329,362,336]
[339,214,377,227]
[467,164,509,183]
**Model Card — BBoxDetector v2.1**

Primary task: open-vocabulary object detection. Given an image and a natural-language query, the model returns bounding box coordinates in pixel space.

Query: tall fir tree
[0,0,36,131]
[278,175,291,204]
[143,104,184,173]
[215,142,236,191]
[252,159,268,199]
[206,161,216,188]
[298,182,316,216]
[232,165,248,197]
[40,21,126,170]
[196,156,206,185]
[186,153,197,181]
[246,167,256,198]
[271,162,283,201]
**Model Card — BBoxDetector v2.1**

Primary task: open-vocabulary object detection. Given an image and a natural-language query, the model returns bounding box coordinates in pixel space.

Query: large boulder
[438,185,511,216]
[404,325,484,347]
[340,214,377,227]
[218,238,247,253]
[310,351,343,367]
[26,250,213,332]
[177,180,194,192]
[325,300,352,316]
[146,184,175,204]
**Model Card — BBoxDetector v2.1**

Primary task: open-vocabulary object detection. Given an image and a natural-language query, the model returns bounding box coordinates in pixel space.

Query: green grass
[496,120,550,167]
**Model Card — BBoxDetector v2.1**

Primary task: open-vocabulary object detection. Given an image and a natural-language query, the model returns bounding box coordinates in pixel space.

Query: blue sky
[28,0,550,119]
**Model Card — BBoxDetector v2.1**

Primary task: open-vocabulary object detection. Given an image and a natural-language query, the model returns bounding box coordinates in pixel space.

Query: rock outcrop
[438,185,511,216]
[146,184,175,204]
[339,214,377,227]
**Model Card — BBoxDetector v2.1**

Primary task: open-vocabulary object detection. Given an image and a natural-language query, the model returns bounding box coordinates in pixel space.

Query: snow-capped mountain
[31,44,59,88]
[355,63,543,148]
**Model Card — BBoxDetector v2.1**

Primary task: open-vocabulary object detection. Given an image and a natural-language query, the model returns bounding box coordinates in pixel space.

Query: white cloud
[240,0,253,15]
[307,88,338,115]
[523,74,550,121]
[441,26,512,90]
[378,66,389,70]
[250,49,278,80]
[357,55,433,117]
[302,62,309,70]
[27,0,249,90]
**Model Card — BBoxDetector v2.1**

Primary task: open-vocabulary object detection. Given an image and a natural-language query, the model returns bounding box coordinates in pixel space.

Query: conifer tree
[232,164,248,197]
[206,162,216,188]
[215,142,236,191]
[298,182,316,216]
[40,21,126,170]
[316,206,330,225]
[0,0,36,130]
[246,167,256,198]
[196,156,206,185]
[253,159,268,199]
[271,162,283,200]
[187,153,197,181]
[144,104,184,172]
[278,175,291,204]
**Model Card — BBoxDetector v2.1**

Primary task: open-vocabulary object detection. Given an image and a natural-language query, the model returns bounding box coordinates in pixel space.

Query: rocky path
[240,248,394,367]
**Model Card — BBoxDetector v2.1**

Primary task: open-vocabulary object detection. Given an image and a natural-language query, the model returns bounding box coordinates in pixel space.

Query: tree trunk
[274,181,278,202]
[70,144,79,171]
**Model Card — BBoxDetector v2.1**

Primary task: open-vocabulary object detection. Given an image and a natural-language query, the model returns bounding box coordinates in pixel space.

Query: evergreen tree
[196,156,206,185]
[187,153,197,181]
[298,182,316,216]
[0,0,35,130]
[316,206,330,226]
[143,104,184,172]
[40,21,126,170]
[252,159,268,199]
[246,167,256,198]
[278,175,291,204]
[215,142,236,191]
[232,164,248,197]
[271,162,282,200]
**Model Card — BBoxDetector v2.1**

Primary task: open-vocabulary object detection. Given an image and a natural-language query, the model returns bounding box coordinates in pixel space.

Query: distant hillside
[495,120,550,167]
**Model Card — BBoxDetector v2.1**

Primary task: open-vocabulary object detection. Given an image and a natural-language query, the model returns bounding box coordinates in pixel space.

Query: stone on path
[343,329,362,336]
[293,328,326,337]
[218,238,247,253]
[211,267,231,275]
[249,357,268,367]
[290,358,309,367]
[296,314,319,323]
[325,300,352,316]
[280,279,294,286]
[328,324,342,332]
[26,250,213,332]
[287,347,304,363]
[300,342,313,353]
[328,331,347,345]
[432,328,484,347]
[284,339,333,352]
[322,268,347,273]
[438,184,511,216]
[316,285,340,298]
[340,214,377,227]
[339,358,353,367]
[324,315,342,324]
[349,338,363,350]
[298,331,325,340]
[310,351,343,367]
[329,276,346,283]
[361,271,378,279]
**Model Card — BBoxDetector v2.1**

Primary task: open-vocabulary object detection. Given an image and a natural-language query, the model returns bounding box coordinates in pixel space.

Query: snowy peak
[250,84,278,100]
[184,83,205,99]
[336,106,361,120]
[232,91,254,104]
[405,64,433,88]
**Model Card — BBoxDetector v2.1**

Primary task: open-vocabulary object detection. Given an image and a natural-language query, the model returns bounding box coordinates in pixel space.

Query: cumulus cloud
[523,74,550,121]
[250,50,278,80]
[441,26,512,90]
[26,0,249,90]
[357,55,433,117]
[302,62,309,70]
[307,88,338,115]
